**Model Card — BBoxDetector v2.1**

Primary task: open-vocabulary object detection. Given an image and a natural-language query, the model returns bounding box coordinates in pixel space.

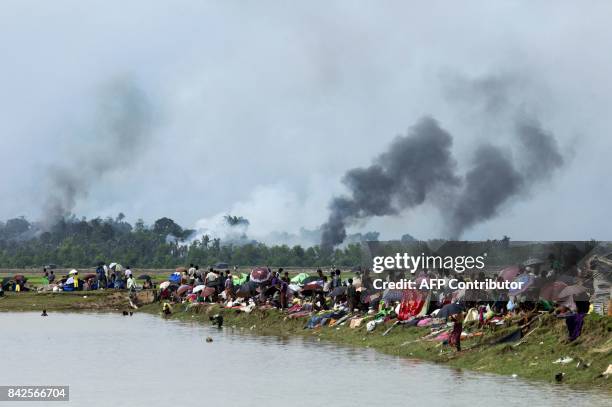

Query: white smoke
[187,183,325,247]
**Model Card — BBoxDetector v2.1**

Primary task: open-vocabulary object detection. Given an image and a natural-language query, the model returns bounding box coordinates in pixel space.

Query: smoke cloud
[320,117,460,250]
[321,115,565,248]
[43,77,156,227]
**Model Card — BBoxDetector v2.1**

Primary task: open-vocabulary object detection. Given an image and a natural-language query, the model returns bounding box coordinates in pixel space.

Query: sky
[1,1,611,243]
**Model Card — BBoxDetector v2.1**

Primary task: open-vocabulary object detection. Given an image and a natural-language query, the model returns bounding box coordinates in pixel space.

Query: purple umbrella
[508,274,534,296]
[557,284,587,299]
[499,266,520,282]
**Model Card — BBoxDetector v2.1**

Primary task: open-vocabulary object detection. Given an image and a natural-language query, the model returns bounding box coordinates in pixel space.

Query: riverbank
[139,301,612,390]
[1,291,610,390]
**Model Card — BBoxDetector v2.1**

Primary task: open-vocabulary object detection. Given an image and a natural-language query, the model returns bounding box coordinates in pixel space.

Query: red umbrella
[250,267,271,283]
[498,266,520,282]
[539,281,567,301]
[176,267,187,273]
[301,282,323,292]
[13,274,25,281]
[199,287,216,297]
[83,273,96,280]
[177,284,192,296]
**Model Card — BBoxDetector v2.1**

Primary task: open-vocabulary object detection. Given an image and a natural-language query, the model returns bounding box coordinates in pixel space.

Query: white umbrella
[109,263,123,272]
[159,281,170,290]
[69,269,78,275]
[65,276,74,284]
[192,284,206,293]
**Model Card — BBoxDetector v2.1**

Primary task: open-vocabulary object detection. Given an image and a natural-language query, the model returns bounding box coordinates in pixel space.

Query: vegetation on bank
[2,290,611,390]
[151,301,612,390]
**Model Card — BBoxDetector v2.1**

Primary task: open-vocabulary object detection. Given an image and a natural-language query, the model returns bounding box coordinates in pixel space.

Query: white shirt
[127,277,136,290]
[125,269,132,278]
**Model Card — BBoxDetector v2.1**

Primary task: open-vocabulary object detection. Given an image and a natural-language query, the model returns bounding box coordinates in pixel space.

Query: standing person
[48,270,55,284]
[96,263,107,289]
[224,271,234,301]
[281,271,290,284]
[188,264,196,278]
[127,275,136,292]
[278,278,288,309]
[124,266,133,280]
[449,312,464,352]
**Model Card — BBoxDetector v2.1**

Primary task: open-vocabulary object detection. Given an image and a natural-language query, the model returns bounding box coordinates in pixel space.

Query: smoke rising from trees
[43,77,156,228]
[320,114,565,250]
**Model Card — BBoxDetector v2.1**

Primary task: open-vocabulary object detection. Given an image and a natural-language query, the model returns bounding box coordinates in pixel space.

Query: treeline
[0,215,362,268]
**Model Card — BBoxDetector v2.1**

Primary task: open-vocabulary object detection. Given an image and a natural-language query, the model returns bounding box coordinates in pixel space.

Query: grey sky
[1,1,611,242]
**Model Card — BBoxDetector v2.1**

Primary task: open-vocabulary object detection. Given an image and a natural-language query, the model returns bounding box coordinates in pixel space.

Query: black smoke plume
[320,117,460,250]
[321,115,565,249]
[446,117,563,237]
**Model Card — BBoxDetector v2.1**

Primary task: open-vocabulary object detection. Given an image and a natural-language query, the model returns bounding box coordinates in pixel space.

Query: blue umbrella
[382,289,404,303]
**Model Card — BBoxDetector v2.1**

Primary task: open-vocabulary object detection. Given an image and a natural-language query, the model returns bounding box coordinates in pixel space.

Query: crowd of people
[2,253,609,350]
[155,255,608,350]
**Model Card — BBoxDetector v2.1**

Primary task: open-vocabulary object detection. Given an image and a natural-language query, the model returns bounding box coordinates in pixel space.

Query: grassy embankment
[139,300,612,390]
[1,290,611,390]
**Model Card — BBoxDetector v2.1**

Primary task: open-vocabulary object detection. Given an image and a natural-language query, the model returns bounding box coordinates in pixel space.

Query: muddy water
[1,312,609,407]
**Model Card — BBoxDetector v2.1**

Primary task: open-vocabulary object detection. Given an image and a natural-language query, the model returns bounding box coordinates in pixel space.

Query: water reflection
[0,312,609,407]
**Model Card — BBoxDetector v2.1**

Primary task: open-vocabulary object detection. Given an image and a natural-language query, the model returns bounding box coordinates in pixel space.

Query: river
[0,312,609,406]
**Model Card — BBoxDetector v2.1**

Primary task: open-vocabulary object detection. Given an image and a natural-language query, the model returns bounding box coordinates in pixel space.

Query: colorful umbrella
[508,274,535,296]
[498,265,520,282]
[301,281,323,293]
[557,285,587,299]
[168,273,181,284]
[290,273,309,284]
[109,263,123,272]
[539,281,567,301]
[177,284,192,296]
[250,267,271,283]
[192,284,206,293]
[198,287,216,297]
[302,276,322,285]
